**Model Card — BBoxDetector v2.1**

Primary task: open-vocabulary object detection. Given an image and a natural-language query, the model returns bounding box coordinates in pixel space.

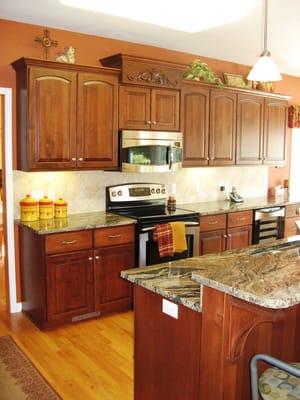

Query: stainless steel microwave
[120,130,183,173]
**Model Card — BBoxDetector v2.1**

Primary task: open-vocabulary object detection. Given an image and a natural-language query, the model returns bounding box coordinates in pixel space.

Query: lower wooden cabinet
[227,225,252,251]
[94,243,134,312]
[199,229,226,255]
[284,203,300,237]
[46,250,94,322]
[19,225,135,329]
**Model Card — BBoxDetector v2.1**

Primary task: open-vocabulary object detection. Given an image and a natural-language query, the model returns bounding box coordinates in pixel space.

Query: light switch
[162,299,178,319]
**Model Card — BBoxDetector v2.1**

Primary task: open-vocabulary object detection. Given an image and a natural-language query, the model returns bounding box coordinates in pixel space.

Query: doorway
[0,94,6,306]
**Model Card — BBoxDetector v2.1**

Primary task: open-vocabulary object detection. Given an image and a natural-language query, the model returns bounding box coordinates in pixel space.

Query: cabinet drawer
[200,214,226,232]
[45,230,93,254]
[285,203,300,218]
[94,225,135,247]
[284,217,300,237]
[227,210,253,228]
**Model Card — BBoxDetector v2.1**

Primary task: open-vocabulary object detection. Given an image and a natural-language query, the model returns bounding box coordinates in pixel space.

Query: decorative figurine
[56,46,76,64]
[35,29,58,60]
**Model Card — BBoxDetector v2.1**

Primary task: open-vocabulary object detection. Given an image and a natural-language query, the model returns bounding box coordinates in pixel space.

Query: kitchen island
[121,237,300,400]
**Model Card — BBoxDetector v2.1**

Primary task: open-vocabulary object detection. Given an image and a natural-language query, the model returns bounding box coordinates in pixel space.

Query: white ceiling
[1,0,300,77]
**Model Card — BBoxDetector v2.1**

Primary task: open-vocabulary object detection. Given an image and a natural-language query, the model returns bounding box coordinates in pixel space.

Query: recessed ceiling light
[60,0,255,33]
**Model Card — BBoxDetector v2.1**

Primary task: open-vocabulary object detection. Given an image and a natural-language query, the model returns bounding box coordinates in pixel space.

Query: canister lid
[20,194,37,206]
[54,198,68,206]
[39,196,53,205]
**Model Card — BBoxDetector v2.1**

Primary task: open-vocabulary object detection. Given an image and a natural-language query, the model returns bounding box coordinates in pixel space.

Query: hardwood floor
[0,307,134,399]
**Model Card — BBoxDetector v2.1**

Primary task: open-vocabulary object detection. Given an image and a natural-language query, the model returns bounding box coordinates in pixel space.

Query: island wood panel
[181,85,209,166]
[263,98,288,165]
[284,216,300,237]
[199,286,300,400]
[77,72,118,169]
[151,89,180,131]
[209,90,236,165]
[236,94,264,164]
[119,85,151,130]
[28,67,77,169]
[94,243,134,313]
[134,285,202,400]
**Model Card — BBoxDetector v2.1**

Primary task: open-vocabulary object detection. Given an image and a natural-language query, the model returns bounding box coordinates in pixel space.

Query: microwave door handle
[168,146,174,170]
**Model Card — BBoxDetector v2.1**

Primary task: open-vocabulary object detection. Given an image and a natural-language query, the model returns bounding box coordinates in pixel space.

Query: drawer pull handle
[62,240,77,245]
[108,234,122,239]
[208,221,218,225]
[296,208,300,216]
[237,217,246,221]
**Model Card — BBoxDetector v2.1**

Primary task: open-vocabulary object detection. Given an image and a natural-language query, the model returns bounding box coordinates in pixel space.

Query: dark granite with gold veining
[121,236,300,312]
[178,196,300,215]
[16,211,136,234]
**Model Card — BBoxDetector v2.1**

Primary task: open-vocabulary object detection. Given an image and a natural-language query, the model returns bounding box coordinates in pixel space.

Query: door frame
[0,88,21,312]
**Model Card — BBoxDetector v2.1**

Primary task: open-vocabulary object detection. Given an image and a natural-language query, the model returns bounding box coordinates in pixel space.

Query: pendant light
[247,0,282,82]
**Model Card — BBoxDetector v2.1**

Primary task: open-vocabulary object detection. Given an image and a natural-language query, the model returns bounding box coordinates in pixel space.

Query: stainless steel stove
[106,183,200,267]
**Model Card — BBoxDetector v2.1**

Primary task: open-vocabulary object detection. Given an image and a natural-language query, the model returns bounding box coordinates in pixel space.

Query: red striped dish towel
[153,223,174,257]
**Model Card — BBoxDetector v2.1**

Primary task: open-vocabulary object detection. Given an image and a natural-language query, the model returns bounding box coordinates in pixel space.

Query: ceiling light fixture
[247,0,282,82]
[60,0,254,33]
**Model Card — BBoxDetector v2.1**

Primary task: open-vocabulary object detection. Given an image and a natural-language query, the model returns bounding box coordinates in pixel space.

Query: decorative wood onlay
[224,297,285,362]
[127,69,178,87]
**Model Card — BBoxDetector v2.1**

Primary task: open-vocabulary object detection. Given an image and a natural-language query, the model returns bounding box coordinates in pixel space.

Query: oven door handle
[141,221,199,232]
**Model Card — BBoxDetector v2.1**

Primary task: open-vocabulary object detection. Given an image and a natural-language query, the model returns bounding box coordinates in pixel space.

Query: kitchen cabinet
[199,210,253,255]
[119,85,180,131]
[19,224,135,329]
[181,81,289,168]
[46,250,94,322]
[12,58,119,171]
[209,90,236,165]
[236,93,264,164]
[181,84,209,166]
[284,203,300,237]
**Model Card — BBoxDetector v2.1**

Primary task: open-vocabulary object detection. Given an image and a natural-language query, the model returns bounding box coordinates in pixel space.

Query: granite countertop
[16,211,136,234]
[121,236,300,312]
[178,196,300,215]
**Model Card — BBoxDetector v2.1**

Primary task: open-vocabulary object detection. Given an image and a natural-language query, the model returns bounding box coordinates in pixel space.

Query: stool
[250,354,300,400]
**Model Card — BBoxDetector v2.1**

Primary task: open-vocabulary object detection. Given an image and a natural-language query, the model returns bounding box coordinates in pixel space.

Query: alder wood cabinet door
[226,225,253,250]
[28,67,77,169]
[209,90,237,165]
[199,229,226,255]
[77,73,118,169]
[119,85,151,130]
[151,89,180,131]
[263,98,288,165]
[94,243,134,311]
[181,85,209,166]
[236,94,264,165]
[46,250,94,322]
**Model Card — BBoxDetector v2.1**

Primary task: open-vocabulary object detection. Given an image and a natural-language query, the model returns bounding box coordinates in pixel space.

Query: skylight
[60,0,255,33]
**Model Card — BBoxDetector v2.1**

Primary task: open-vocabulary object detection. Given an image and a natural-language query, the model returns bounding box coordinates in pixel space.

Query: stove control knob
[112,191,117,197]
[156,188,161,194]
[117,190,123,196]
[161,188,166,194]
[151,188,155,194]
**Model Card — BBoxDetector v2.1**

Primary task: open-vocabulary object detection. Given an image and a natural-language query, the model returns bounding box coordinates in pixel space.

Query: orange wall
[1,18,299,189]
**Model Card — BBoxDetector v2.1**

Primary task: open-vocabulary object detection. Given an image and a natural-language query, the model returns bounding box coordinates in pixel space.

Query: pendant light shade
[247,0,282,82]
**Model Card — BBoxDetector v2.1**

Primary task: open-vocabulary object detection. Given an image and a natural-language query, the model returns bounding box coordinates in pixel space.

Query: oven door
[121,131,182,173]
[138,222,199,267]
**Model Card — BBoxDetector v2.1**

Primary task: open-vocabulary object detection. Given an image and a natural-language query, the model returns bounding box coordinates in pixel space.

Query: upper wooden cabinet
[209,90,236,166]
[182,81,288,168]
[119,85,180,131]
[12,58,119,171]
[236,94,264,164]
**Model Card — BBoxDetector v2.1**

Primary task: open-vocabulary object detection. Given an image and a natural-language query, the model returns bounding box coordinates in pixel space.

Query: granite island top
[121,236,300,312]
[16,211,136,234]
[178,196,300,215]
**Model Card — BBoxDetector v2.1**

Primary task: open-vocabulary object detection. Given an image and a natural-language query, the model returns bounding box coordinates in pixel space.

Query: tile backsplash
[13,166,269,218]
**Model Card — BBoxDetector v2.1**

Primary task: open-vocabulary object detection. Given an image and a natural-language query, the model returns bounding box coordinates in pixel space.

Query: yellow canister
[54,198,68,219]
[39,196,53,220]
[20,195,38,222]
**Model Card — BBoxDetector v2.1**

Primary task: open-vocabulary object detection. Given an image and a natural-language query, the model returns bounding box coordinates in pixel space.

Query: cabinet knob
[88,257,93,261]
[147,120,151,124]
[152,121,157,125]
[78,157,83,161]
[71,157,76,161]
[206,157,210,161]
[227,234,232,238]
[210,157,215,161]
[95,256,100,260]
[223,234,228,238]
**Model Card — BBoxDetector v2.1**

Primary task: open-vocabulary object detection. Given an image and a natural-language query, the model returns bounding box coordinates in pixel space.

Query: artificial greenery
[183,59,223,86]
